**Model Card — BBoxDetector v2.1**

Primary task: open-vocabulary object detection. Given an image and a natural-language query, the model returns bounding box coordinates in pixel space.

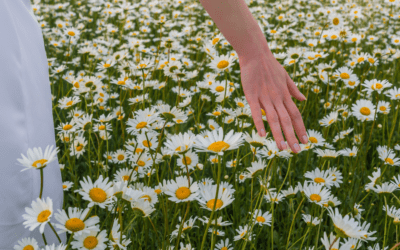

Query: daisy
[365,169,381,191]
[22,197,54,234]
[234,225,254,241]
[40,243,67,250]
[17,145,59,171]
[351,99,376,122]
[385,86,400,100]
[243,130,269,147]
[304,168,336,188]
[170,216,198,239]
[321,232,340,250]
[194,127,244,154]
[58,96,81,109]
[113,168,137,183]
[137,132,159,151]
[326,167,343,188]
[281,186,299,198]
[319,111,339,127]
[54,207,99,236]
[64,27,81,37]
[126,110,159,135]
[305,129,326,146]
[362,79,392,95]
[377,146,400,166]
[164,131,197,155]
[338,146,358,157]
[264,191,285,204]
[207,53,236,72]
[164,176,199,203]
[70,229,108,250]
[75,175,114,208]
[13,237,39,250]
[327,207,369,239]
[376,100,390,114]
[303,182,331,207]
[131,199,155,217]
[323,194,342,208]
[96,57,117,71]
[113,149,128,164]
[371,182,399,194]
[158,104,186,122]
[245,159,267,179]
[70,135,87,159]
[302,214,322,227]
[215,238,234,250]
[62,181,74,192]
[251,209,272,226]
[177,149,199,171]
[198,216,232,227]
[196,183,234,211]
[208,119,221,131]
[107,218,132,250]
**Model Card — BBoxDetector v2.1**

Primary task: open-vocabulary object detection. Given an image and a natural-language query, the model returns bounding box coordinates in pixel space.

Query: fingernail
[261,128,265,136]
[280,141,287,150]
[301,93,307,100]
[293,143,301,152]
[302,135,308,143]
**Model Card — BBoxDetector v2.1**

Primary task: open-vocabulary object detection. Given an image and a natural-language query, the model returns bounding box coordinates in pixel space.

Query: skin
[199,0,309,153]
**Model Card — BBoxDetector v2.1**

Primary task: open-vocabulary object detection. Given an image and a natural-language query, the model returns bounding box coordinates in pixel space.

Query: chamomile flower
[75,175,114,208]
[362,79,392,95]
[13,237,39,250]
[164,131,196,155]
[196,183,234,211]
[305,168,336,188]
[351,99,376,122]
[177,149,199,170]
[22,197,54,234]
[17,145,59,171]
[215,238,234,250]
[70,229,108,250]
[131,199,156,217]
[164,176,199,203]
[54,207,100,236]
[245,158,267,178]
[208,54,235,73]
[194,127,244,154]
[251,209,272,226]
[303,182,331,207]
[234,225,254,241]
[321,232,340,250]
[62,181,74,192]
[302,214,322,226]
[371,182,398,194]
[264,191,285,204]
[327,207,369,239]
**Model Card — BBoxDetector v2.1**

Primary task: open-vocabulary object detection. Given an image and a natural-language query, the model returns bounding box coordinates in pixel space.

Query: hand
[238,45,308,154]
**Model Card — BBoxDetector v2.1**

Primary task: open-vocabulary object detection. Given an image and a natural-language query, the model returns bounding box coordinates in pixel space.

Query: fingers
[259,97,288,151]
[286,73,307,102]
[283,97,309,145]
[274,101,302,154]
[248,100,266,137]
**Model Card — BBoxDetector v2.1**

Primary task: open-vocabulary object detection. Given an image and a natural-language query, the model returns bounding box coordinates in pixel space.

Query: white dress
[0,0,66,248]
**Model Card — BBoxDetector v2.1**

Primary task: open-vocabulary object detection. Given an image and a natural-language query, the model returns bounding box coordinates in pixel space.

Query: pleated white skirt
[0,0,66,248]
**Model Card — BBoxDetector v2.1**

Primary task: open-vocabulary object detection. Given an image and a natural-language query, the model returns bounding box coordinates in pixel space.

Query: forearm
[198,0,270,58]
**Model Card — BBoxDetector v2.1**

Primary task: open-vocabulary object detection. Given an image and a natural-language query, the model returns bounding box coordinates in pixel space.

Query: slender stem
[285,198,305,248]
[42,233,47,246]
[39,168,44,199]
[329,236,339,250]
[48,222,62,243]
[65,232,75,250]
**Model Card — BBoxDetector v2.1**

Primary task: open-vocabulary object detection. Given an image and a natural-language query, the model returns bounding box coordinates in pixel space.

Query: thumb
[248,101,266,137]
[286,73,307,101]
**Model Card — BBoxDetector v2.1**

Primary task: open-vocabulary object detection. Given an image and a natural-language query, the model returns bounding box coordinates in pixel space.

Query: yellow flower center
[182,156,192,165]
[309,137,318,143]
[175,187,191,200]
[89,187,107,203]
[380,106,387,111]
[103,63,111,68]
[65,218,85,232]
[340,72,350,79]
[333,18,339,25]
[360,107,371,116]
[206,199,224,210]
[141,195,152,202]
[372,83,383,89]
[63,124,73,130]
[66,100,74,106]
[137,160,146,167]
[385,158,394,165]
[117,80,126,85]
[76,145,83,151]
[357,57,365,63]
[67,31,76,36]
[143,140,152,147]
[123,175,130,181]
[23,245,34,250]
[314,177,325,183]
[32,159,48,168]
[256,216,265,223]
[99,125,106,130]
[37,210,51,223]
[136,121,147,129]
[63,185,67,189]
[215,86,224,92]
[310,194,321,202]
[207,141,230,152]
[83,236,98,249]
[217,60,229,69]
[117,155,125,161]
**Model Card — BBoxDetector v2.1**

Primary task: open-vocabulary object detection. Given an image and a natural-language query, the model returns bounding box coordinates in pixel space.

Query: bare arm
[198,0,269,58]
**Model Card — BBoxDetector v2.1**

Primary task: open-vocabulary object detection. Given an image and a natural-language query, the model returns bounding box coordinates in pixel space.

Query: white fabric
[0,0,66,248]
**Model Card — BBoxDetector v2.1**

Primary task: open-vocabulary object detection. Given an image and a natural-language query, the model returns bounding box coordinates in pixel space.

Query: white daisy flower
[13,237,39,250]
[22,197,53,234]
[70,229,108,250]
[251,209,272,226]
[17,145,59,172]
[196,183,234,211]
[194,127,244,154]
[74,175,114,208]
[163,176,199,203]
[54,207,100,236]
[303,182,331,207]
[327,207,370,239]
[351,99,376,122]
[304,168,336,188]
